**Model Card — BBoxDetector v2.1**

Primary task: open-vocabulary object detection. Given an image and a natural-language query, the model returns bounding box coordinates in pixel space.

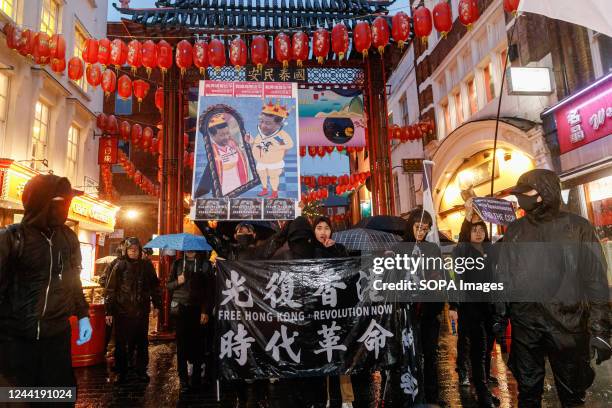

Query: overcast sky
[107,0,411,21]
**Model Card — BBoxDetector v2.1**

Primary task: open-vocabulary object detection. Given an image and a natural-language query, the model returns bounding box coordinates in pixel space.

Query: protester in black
[104,237,162,383]
[167,251,214,391]
[495,169,611,407]
[451,215,498,408]
[0,174,91,388]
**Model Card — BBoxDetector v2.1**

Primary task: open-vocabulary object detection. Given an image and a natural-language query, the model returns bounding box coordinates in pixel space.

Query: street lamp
[125,209,139,220]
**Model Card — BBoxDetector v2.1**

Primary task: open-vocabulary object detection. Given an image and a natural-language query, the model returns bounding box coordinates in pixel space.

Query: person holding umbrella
[167,249,214,392]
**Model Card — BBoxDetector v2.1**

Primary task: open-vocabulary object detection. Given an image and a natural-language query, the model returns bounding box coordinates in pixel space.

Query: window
[454,92,464,125]
[0,0,16,20]
[399,95,409,126]
[31,101,50,165]
[0,73,9,123]
[66,125,79,182]
[596,34,612,74]
[467,78,478,115]
[483,62,495,103]
[442,102,451,135]
[40,0,60,36]
[73,26,88,91]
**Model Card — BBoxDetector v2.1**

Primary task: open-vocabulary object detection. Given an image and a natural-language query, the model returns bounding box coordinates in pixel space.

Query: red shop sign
[98,137,118,165]
[554,74,612,154]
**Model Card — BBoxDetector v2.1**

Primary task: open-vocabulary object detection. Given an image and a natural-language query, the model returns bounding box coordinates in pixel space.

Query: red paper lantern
[433,1,453,39]
[127,40,142,73]
[142,127,153,150]
[274,33,291,68]
[291,32,309,67]
[175,39,193,75]
[82,38,99,65]
[229,38,247,71]
[317,146,326,158]
[33,32,50,65]
[97,38,111,67]
[131,124,143,147]
[119,120,131,141]
[391,11,411,49]
[151,138,159,154]
[156,40,173,73]
[18,29,35,57]
[86,64,102,87]
[49,34,66,62]
[413,6,433,44]
[353,22,372,59]
[251,36,269,70]
[106,115,119,135]
[50,57,65,74]
[208,39,226,71]
[503,0,520,16]
[117,75,132,99]
[372,17,390,54]
[96,113,108,131]
[155,87,164,112]
[312,28,330,64]
[308,146,317,157]
[331,23,349,61]
[132,79,150,104]
[325,146,334,154]
[101,69,117,96]
[110,39,127,68]
[67,57,84,81]
[193,40,209,76]
[458,0,479,30]
[134,171,143,185]
[141,40,157,77]
[299,146,306,157]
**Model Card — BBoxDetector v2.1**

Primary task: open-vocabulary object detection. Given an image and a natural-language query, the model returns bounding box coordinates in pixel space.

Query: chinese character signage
[402,158,424,173]
[555,74,612,154]
[98,137,118,165]
[191,81,300,221]
[298,88,367,147]
[215,258,422,405]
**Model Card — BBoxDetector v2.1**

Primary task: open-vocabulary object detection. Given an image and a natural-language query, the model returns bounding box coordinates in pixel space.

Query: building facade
[0,0,117,281]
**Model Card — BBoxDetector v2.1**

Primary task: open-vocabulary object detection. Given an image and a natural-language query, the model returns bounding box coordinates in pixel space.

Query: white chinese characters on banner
[401,367,419,400]
[264,271,302,308]
[221,270,254,308]
[314,321,347,363]
[265,325,302,363]
[220,323,255,366]
[357,319,394,359]
[313,274,347,307]
[402,327,416,357]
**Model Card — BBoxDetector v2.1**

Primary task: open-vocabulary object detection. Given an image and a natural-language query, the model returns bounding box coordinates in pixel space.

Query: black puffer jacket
[104,257,162,318]
[167,256,214,314]
[496,169,610,337]
[0,175,89,340]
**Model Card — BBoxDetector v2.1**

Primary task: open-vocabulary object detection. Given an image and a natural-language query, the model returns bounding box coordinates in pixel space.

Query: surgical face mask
[517,194,541,212]
[236,234,255,247]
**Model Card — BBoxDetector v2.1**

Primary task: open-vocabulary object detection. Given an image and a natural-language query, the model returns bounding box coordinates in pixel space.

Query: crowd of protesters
[0,169,610,408]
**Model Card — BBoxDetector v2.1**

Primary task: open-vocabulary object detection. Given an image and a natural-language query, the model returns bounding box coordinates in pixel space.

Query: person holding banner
[167,250,214,392]
[247,102,294,199]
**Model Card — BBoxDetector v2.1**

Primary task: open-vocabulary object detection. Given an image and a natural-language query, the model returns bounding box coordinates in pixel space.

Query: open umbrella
[332,228,402,251]
[143,233,212,251]
[356,215,408,235]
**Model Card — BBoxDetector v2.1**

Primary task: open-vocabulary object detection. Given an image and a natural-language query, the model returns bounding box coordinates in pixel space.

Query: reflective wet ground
[75,331,612,407]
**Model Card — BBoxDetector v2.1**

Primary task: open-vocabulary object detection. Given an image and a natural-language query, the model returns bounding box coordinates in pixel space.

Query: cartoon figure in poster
[201,113,250,196]
[248,101,294,198]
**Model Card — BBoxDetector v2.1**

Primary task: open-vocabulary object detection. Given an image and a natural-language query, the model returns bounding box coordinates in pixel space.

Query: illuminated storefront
[430,119,545,240]
[0,159,120,282]
[542,72,612,283]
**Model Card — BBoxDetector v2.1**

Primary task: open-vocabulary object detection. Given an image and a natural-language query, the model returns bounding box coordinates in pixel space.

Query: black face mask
[236,234,255,247]
[47,200,70,227]
[517,194,541,212]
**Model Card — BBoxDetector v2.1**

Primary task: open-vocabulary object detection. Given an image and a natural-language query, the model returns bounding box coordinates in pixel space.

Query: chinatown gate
[113,0,410,330]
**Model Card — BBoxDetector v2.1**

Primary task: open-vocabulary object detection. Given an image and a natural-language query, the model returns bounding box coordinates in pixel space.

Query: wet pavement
[75,330,612,407]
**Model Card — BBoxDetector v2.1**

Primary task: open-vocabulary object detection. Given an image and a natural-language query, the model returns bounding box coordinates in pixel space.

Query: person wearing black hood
[167,250,214,391]
[402,207,445,405]
[104,237,162,384]
[494,169,611,407]
[0,174,92,388]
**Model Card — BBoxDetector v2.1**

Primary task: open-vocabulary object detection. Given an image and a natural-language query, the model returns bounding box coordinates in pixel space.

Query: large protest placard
[215,258,423,403]
[191,81,300,220]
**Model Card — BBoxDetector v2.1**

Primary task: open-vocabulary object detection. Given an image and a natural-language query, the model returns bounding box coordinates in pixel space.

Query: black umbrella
[195,220,280,241]
[356,215,409,235]
[333,228,402,251]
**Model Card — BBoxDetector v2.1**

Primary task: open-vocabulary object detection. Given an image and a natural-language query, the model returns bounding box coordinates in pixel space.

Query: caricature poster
[191,81,300,221]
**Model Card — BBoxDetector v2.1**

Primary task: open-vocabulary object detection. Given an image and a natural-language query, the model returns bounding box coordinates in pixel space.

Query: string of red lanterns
[117,150,160,198]
[96,113,161,155]
[388,120,434,142]
[301,171,370,190]
[299,146,365,158]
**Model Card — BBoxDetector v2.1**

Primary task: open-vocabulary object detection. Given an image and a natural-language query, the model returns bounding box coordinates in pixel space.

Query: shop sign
[401,158,423,173]
[506,67,553,95]
[69,197,115,228]
[555,75,612,154]
[98,137,118,165]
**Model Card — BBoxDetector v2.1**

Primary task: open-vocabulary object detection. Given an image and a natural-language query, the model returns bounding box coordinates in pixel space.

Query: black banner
[215,258,423,403]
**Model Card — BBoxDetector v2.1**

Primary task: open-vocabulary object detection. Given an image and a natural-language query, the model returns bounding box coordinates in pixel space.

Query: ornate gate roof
[113,0,397,33]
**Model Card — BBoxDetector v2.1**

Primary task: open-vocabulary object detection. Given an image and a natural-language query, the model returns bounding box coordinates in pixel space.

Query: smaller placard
[263,198,296,220]
[195,198,229,220]
[472,198,517,225]
[230,198,263,220]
